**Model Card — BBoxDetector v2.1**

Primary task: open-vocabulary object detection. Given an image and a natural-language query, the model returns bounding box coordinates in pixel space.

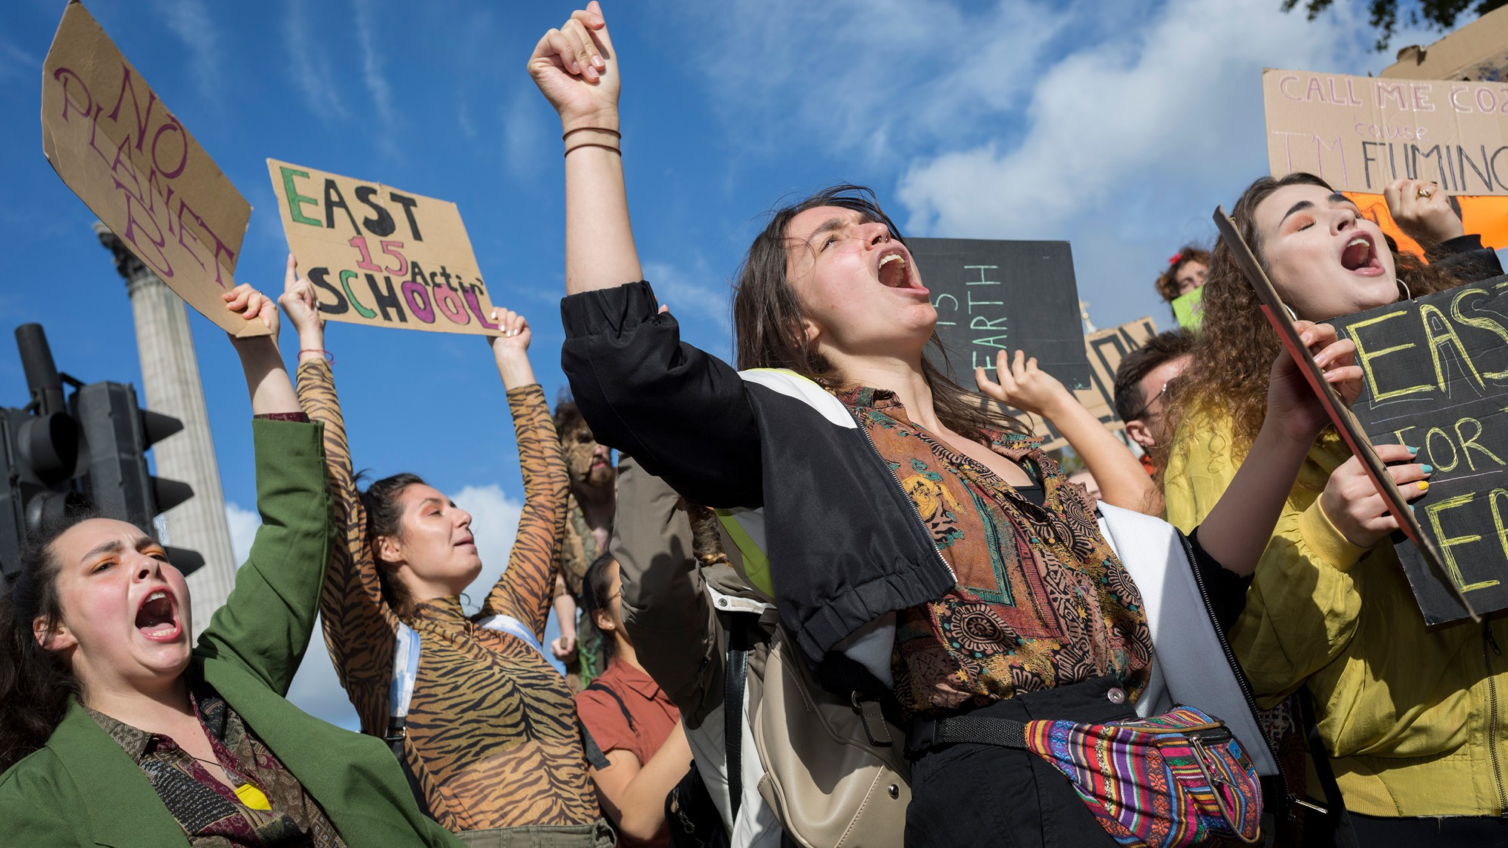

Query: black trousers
[1349,811,1508,847]
[903,675,1134,848]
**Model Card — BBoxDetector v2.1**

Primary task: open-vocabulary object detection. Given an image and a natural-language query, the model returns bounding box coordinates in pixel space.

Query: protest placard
[1263,68,1508,197]
[267,159,501,336]
[987,318,1159,454]
[912,238,1092,393]
[41,1,260,336]
[1213,206,1484,625]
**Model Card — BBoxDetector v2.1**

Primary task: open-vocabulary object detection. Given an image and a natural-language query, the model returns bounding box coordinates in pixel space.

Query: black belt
[907,712,1031,755]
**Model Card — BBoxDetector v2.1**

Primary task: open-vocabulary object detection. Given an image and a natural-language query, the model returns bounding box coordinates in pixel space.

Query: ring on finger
[1417,188,1433,199]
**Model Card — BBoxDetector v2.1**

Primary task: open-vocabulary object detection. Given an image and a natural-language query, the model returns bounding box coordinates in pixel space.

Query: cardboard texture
[1172,287,1204,331]
[1263,68,1508,197]
[912,238,1092,392]
[41,1,259,337]
[1212,206,1481,624]
[267,159,500,336]
[1382,4,1508,83]
[991,318,1160,454]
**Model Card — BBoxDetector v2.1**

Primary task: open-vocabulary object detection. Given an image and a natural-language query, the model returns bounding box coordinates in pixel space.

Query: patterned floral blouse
[836,387,1153,715]
[86,683,343,847]
[294,360,597,833]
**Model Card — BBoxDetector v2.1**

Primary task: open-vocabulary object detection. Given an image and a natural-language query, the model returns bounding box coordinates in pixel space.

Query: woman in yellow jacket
[1164,172,1508,845]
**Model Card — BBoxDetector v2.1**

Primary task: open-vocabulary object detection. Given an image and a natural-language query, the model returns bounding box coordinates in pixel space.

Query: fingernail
[1407,446,1419,455]
[1418,481,1429,492]
[1421,464,1433,474]
[593,55,606,69]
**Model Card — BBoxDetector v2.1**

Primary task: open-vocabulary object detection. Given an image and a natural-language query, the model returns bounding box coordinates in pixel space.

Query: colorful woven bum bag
[911,704,1261,847]
[1025,706,1262,847]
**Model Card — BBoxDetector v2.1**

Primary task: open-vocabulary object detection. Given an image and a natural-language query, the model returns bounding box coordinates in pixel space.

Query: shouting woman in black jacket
[526,5,1364,845]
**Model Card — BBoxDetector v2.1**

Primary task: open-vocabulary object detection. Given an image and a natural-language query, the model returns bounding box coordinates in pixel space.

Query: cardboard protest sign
[1382,4,1508,83]
[988,318,1159,454]
[913,238,1092,392]
[1212,206,1482,624]
[267,159,500,335]
[1344,191,1508,255]
[41,1,260,337]
[1263,68,1508,196]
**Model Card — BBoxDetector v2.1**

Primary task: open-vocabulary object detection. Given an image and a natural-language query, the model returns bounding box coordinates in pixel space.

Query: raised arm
[280,257,397,734]
[197,284,334,697]
[479,311,570,636]
[527,1,638,294]
[978,350,1159,514]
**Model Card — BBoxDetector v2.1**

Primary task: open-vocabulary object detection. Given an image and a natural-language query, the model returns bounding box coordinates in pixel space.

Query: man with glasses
[1113,330,1195,477]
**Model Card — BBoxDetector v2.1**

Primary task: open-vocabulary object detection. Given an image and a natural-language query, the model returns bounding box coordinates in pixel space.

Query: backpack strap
[724,621,750,822]
[386,623,433,820]
[585,681,637,734]
[475,613,551,662]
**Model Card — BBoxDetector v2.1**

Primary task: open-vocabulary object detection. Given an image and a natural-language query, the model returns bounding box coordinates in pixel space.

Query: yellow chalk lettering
[1347,311,1433,401]
[1425,494,1501,593]
[1426,426,1461,472]
[1455,417,1505,471]
[1393,425,1419,447]
[1421,303,1486,393]
[1450,288,1508,381]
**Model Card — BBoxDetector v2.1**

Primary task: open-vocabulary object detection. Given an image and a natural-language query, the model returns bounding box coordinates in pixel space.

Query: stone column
[95,224,237,639]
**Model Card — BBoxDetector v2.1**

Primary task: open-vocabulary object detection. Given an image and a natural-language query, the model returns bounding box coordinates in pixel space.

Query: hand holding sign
[1267,321,1363,444]
[1382,178,1464,249]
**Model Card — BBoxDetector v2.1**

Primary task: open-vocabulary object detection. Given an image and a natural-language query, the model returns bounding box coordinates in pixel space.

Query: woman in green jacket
[0,284,461,847]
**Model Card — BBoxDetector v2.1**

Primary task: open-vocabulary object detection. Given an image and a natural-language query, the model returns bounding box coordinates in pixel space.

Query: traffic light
[0,324,199,581]
[0,325,88,580]
[72,381,202,575]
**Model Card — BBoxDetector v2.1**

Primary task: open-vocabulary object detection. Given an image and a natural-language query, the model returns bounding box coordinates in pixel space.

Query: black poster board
[1328,276,1508,623]
[909,238,1093,392]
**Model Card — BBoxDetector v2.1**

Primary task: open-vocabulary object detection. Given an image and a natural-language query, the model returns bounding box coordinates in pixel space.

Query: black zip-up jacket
[562,280,954,665]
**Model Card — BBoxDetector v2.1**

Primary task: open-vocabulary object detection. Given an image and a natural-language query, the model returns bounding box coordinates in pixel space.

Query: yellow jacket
[1164,409,1508,818]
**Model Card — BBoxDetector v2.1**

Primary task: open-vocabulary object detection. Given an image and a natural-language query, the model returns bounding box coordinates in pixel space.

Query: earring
[1397,278,1413,301]
[1282,302,1298,322]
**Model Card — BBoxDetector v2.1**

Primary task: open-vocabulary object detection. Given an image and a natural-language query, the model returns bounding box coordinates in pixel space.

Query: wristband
[561,127,621,140]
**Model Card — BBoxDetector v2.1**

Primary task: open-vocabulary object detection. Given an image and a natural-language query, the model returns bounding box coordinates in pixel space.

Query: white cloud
[451,483,525,609]
[642,260,731,337]
[502,88,549,184]
[150,0,223,105]
[284,0,350,122]
[352,0,396,130]
[0,32,36,86]
[224,501,259,564]
[286,617,361,730]
[656,0,1067,161]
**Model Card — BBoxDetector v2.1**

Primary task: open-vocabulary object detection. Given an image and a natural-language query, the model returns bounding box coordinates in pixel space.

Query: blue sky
[0,0,1458,725]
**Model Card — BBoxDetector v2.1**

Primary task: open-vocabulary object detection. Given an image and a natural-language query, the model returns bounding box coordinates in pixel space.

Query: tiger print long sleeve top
[295,359,597,833]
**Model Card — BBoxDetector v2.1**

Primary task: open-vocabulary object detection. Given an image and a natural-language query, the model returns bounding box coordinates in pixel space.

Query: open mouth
[877,248,926,293]
[135,589,181,641]
[1340,233,1383,275]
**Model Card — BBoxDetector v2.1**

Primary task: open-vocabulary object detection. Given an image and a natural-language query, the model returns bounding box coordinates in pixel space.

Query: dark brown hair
[0,507,98,771]
[1113,329,1196,423]
[552,393,591,444]
[1155,245,1213,304]
[1172,172,1465,452]
[731,184,1026,443]
[581,552,619,664]
[359,472,424,616]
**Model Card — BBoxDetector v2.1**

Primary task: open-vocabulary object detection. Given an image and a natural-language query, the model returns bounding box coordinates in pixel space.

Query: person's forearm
[563,110,642,294]
[234,340,301,416]
[555,593,578,638]
[1196,421,1312,577]
[1045,397,1158,513]
[616,729,693,842]
[495,349,537,391]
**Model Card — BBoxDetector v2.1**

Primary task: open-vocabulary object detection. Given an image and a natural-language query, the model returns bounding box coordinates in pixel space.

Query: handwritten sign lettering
[41,1,258,336]
[1329,278,1508,622]
[268,159,500,335]
[1264,68,1508,196]
[911,238,1091,393]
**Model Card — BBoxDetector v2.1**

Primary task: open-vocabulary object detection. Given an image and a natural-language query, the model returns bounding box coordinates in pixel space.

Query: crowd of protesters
[2,2,1507,846]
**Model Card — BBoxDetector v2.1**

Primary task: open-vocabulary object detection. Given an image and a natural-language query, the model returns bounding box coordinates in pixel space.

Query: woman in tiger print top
[279,260,608,846]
